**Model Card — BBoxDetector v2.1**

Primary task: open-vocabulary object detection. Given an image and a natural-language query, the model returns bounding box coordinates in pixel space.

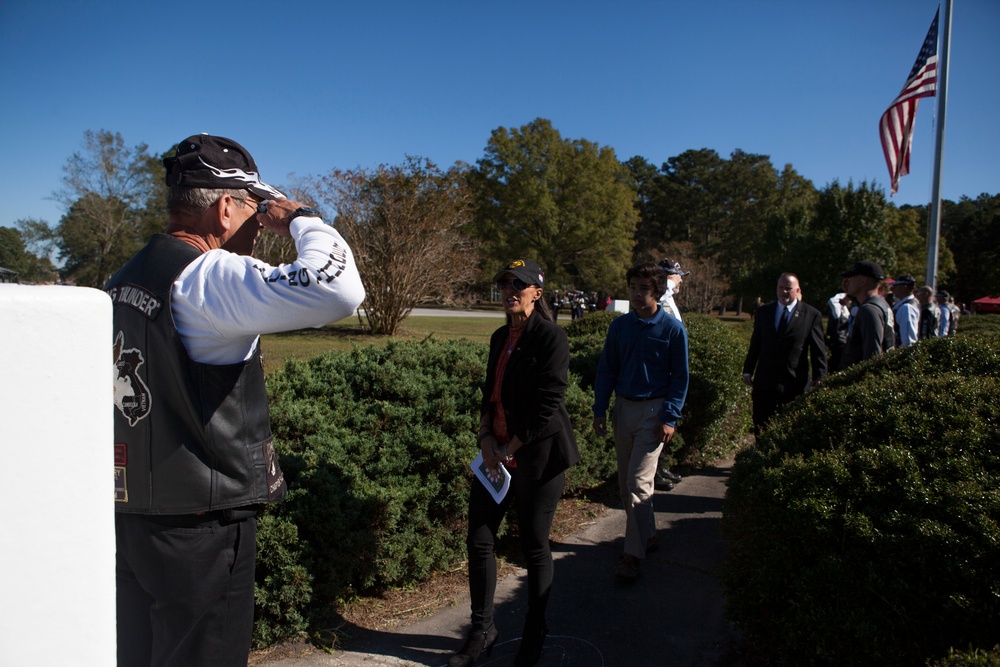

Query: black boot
[513,620,548,666]
[448,624,499,667]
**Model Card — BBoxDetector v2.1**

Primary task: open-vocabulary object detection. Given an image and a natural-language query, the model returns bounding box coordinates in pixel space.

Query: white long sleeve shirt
[659,283,682,322]
[171,216,366,364]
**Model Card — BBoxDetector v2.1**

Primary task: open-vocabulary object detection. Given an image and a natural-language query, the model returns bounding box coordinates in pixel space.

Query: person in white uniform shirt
[935,291,953,336]
[653,258,689,490]
[825,292,852,370]
[657,258,687,322]
[889,274,920,347]
[108,134,365,667]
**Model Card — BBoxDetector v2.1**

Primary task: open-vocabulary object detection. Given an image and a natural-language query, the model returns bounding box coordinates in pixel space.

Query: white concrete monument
[0,285,115,666]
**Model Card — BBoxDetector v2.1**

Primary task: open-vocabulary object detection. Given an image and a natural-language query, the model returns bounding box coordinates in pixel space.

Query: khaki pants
[613,397,664,559]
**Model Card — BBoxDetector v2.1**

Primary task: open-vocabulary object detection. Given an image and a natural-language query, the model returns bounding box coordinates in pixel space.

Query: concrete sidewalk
[258,458,742,667]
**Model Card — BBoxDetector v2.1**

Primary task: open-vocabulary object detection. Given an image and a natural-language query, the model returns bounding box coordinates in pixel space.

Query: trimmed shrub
[929,646,1000,667]
[563,375,617,494]
[722,332,1000,666]
[564,307,620,392]
[564,309,620,338]
[957,313,1000,338]
[671,314,751,467]
[567,332,612,390]
[252,513,312,646]
[256,339,485,644]
[823,328,1000,391]
[254,337,617,644]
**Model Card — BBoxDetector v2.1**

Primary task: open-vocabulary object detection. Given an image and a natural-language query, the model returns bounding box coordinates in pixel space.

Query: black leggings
[466,466,565,630]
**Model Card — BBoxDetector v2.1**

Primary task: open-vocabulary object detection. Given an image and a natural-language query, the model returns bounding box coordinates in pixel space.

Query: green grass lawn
[261,310,751,376]
[260,315,506,376]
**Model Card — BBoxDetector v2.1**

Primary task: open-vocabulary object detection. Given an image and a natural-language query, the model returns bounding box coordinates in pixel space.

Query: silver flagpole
[925,0,953,290]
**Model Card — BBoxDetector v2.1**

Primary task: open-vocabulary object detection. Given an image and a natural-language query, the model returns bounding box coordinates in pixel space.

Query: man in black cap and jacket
[107,134,365,666]
[839,261,894,369]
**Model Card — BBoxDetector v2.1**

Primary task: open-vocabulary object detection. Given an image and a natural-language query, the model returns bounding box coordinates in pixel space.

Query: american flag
[879,10,939,195]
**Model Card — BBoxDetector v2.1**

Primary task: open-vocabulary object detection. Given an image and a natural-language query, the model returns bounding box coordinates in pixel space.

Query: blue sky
[1,0,997,233]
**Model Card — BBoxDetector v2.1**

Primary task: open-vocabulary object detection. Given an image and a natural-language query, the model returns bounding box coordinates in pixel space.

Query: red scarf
[489,326,523,467]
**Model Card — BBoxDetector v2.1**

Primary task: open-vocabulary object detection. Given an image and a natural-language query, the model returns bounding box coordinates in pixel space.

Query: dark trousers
[116,512,257,667]
[751,384,798,436]
[466,467,565,631]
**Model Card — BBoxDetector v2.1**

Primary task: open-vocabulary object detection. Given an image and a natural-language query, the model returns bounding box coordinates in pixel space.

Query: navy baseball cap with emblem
[163,134,285,200]
[493,259,545,287]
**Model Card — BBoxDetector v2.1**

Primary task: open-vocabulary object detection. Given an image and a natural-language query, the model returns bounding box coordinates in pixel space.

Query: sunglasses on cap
[496,278,532,291]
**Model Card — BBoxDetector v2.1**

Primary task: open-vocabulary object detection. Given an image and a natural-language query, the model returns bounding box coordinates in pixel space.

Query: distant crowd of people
[549,289,614,320]
[825,270,965,369]
[745,260,968,439]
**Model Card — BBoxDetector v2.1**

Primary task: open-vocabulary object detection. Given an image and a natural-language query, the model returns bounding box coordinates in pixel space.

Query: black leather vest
[107,234,286,514]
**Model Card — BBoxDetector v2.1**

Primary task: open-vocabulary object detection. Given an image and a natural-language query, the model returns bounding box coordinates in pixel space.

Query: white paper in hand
[470,451,511,504]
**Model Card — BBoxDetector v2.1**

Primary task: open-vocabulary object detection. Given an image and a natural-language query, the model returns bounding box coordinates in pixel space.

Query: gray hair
[167,186,251,218]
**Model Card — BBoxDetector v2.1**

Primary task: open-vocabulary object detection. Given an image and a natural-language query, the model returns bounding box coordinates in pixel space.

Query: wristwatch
[291,207,322,219]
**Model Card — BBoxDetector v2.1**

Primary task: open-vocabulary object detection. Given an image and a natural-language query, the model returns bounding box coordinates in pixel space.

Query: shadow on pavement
[261,460,746,666]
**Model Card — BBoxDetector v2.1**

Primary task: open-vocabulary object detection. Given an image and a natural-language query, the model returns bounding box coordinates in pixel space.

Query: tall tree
[941,193,1000,302]
[0,225,58,283]
[634,149,812,310]
[624,155,660,254]
[53,130,157,286]
[714,150,783,302]
[737,165,818,304]
[645,148,727,250]
[883,204,955,284]
[796,180,894,302]
[309,156,478,335]
[469,118,637,293]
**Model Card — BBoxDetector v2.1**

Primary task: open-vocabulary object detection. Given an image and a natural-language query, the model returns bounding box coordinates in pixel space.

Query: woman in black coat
[448,259,581,667]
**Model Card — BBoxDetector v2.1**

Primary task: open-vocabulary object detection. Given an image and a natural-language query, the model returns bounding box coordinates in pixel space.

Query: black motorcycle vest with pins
[106,234,286,514]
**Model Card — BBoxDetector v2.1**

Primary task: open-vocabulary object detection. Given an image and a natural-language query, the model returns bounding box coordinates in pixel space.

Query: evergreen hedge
[671,314,751,467]
[722,333,1000,666]
[929,646,1000,667]
[957,313,1000,338]
[566,310,620,389]
[253,337,615,645]
[563,309,621,338]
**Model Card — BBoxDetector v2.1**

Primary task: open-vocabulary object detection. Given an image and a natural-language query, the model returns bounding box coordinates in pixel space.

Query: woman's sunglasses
[496,278,531,291]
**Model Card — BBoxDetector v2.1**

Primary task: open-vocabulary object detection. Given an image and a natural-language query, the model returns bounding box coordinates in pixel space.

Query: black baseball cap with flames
[163,134,285,200]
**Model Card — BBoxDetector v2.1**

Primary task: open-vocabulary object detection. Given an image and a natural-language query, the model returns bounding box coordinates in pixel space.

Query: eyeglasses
[233,194,263,213]
[496,278,531,291]
[246,197,263,213]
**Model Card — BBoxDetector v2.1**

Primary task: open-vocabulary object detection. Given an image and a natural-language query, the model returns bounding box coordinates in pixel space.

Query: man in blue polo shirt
[593,262,690,580]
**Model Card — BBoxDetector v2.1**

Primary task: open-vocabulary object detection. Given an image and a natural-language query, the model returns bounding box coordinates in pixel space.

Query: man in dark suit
[742,273,827,436]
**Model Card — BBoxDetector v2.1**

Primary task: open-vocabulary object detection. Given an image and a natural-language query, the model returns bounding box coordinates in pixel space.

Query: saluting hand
[258,199,311,238]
